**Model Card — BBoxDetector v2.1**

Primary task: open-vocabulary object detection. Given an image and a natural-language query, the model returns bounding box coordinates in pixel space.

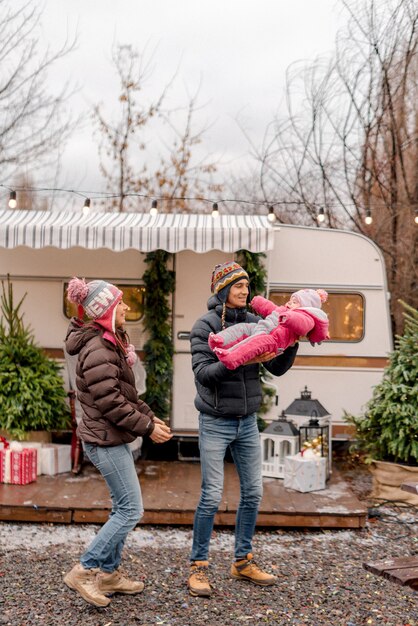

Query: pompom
[316,289,328,304]
[67,277,89,304]
[126,344,138,368]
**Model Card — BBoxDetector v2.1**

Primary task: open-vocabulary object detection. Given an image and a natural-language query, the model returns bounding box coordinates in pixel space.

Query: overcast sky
[39,0,344,205]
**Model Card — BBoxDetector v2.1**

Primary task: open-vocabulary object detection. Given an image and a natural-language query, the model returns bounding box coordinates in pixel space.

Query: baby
[209,288,329,370]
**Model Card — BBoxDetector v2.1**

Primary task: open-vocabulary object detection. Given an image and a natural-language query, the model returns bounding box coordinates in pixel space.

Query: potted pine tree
[0,278,70,441]
[347,301,418,504]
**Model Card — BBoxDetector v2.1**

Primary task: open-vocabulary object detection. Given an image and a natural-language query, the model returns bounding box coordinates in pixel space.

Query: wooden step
[0,461,367,528]
[363,556,418,590]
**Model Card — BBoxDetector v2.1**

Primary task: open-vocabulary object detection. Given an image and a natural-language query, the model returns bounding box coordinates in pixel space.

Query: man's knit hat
[67,277,123,333]
[210,262,249,302]
[292,288,328,309]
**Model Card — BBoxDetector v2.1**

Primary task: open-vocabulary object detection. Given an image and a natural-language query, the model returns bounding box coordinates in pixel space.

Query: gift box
[16,441,43,475]
[0,450,4,481]
[41,444,72,475]
[0,444,37,485]
[284,453,326,493]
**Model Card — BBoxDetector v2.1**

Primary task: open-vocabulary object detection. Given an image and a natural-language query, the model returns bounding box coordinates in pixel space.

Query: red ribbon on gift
[0,436,9,449]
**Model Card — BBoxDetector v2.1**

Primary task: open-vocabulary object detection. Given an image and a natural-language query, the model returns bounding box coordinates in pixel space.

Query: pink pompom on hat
[292,288,328,309]
[67,277,123,333]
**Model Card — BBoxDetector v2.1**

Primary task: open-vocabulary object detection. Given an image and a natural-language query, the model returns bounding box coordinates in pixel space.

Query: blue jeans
[191,413,263,562]
[81,443,144,573]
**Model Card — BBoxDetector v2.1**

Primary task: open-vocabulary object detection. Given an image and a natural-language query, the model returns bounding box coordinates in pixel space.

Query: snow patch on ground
[0,523,367,554]
[0,524,223,552]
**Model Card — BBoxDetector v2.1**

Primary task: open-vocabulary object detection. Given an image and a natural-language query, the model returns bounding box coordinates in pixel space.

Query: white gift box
[284,454,326,493]
[41,444,72,475]
[13,441,43,475]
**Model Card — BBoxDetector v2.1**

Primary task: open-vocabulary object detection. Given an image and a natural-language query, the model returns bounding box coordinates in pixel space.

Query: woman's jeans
[191,413,263,562]
[81,443,143,573]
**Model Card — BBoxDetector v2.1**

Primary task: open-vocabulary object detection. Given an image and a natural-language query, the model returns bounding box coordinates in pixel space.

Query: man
[188,261,298,597]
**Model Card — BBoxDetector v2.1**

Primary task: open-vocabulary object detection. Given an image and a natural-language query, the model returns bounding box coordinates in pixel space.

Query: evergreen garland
[347,300,418,465]
[0,277,70,439]
[236,249,268,297]
[236,250,275,430]
[141,250,175,420]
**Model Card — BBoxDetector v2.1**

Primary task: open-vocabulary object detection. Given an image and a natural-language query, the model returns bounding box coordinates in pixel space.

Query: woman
[63,277,172,607]
[188,262,298,597]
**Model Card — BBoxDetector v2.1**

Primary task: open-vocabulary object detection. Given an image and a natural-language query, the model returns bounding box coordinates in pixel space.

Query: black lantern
[299,410,330,476]
[284,386,330,421]
[284,386,331,478]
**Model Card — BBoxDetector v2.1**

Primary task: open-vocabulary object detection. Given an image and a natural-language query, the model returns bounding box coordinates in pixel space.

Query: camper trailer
[0,209,393,440]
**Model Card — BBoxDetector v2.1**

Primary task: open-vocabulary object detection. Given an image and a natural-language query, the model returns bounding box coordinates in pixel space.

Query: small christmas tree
[0,277,70,439]
[348,300,418,465]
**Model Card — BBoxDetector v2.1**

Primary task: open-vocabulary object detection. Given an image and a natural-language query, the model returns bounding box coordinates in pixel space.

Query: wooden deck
[0,461,367,528]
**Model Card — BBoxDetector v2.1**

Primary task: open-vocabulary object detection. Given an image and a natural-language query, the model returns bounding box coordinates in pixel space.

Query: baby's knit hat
[67,277,123,333]
[292,288,328,309]
[210,262,249,302]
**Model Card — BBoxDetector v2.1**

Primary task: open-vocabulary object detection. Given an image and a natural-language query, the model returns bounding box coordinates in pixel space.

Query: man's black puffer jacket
[190,295,298,418]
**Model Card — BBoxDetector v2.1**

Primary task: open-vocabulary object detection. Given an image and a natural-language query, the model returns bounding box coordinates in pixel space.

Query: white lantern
[260,411,299,478]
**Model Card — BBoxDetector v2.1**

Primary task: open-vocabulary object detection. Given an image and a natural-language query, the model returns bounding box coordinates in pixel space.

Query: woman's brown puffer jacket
[65,318,155,446]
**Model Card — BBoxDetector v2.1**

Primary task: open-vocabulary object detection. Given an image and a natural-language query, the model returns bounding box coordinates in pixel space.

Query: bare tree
[94,44,222,213]
[0,0,77,188]
[151,90,222,213]
[93,44,166,212]
[258,0,417,333]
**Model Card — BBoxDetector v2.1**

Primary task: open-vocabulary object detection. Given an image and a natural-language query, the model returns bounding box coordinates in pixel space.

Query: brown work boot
[188,560,212,597]
[231,553,277,586]
[97,568,145,595]
[63,563,111,607]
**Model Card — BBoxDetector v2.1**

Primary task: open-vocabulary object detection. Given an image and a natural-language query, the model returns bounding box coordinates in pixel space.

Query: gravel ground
[0,461,417,626]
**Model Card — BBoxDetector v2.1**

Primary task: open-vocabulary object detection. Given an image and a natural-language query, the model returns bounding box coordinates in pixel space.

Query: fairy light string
[1,182,417,225]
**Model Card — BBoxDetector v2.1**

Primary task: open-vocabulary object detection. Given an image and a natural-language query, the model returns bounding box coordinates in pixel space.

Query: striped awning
[0,209,274,253]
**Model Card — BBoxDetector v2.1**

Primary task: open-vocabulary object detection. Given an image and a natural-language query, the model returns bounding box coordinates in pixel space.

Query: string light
[211,202,219,218]
[1,183,417,223]
[150,199,158,216]
[365,208,373,225]
[8,191,17,209]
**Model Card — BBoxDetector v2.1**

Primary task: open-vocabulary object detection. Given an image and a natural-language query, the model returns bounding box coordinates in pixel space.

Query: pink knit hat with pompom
[292,288,328,309]
[67,277,123,333]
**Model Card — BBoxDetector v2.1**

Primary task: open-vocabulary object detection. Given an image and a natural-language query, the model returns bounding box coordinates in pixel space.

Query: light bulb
[317,207,325,223]
[150,200,158,216]
[365,209,372,225]
[211,202,219,218]
[8,191,17,209]
[267,206,276,222]
[82,198,91,215]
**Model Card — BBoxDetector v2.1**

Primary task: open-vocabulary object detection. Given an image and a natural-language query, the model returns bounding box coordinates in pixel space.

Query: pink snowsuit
[208,295,329,370]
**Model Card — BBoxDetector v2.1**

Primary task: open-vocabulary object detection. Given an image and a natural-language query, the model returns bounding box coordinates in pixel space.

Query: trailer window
[268,291,364,342]
[63,284,146,322]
